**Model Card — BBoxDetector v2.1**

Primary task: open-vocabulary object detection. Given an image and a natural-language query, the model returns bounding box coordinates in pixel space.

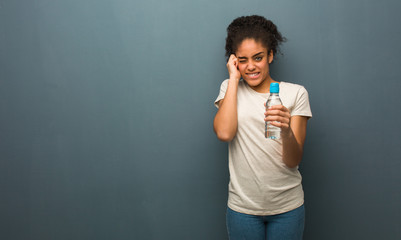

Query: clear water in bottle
[265,83,282,139]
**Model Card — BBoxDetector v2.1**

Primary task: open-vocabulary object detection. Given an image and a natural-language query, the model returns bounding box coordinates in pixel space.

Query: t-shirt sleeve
[214,79,229,109]
[291,86,312,118]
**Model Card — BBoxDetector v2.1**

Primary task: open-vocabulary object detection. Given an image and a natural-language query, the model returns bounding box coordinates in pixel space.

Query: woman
[213,15,312,240]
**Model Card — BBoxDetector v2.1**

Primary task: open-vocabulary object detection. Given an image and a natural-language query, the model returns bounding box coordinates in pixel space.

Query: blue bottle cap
[270,82,279,93]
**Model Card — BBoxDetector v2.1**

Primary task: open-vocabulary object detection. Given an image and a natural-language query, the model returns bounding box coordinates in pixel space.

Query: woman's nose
[247,62,256,71]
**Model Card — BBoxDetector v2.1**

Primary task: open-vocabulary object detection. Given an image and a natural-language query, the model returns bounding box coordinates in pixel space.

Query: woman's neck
[249,76,277,93]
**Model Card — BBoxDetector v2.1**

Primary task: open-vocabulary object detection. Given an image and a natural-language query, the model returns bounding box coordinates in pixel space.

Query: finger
[265,116,290,124]
[267,105,289,113]
[265,113,290,122]
[264,109,291,119]
[228,55,238,66]
[268,121,290,128]
[265,109,286,116]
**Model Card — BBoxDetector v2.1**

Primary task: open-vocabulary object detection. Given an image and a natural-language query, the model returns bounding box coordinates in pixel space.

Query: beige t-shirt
[215,79,312,215]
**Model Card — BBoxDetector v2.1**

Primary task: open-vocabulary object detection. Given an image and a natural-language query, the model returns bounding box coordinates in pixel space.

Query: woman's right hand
[227,54,241,81]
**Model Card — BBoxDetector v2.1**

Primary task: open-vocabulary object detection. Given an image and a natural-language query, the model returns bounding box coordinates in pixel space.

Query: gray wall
[1,0,400,239]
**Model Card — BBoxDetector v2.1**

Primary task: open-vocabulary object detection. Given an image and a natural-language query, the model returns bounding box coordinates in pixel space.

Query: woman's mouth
[246,72,260,79]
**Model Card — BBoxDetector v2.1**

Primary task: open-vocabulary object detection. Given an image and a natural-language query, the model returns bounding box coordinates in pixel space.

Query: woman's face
[236,38,273,92]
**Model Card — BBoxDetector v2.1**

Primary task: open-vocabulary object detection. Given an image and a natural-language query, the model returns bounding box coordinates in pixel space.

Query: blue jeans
[226,205,305,240]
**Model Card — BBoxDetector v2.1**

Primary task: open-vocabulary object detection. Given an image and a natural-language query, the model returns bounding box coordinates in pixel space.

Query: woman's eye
[255,57,262,61]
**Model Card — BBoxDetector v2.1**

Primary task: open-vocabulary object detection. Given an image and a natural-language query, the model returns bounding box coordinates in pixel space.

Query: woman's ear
[268,50,274,64]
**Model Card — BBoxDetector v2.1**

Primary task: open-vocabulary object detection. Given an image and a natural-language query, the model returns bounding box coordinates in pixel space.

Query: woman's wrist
[229,76,240,83]
[280,127,293,139]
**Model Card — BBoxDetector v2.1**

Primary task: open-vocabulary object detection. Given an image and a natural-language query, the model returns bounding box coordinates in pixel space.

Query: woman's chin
[244,78,262,87]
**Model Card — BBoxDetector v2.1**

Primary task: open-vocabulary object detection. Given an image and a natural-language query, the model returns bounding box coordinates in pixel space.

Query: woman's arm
[265,105,309,168]
[282,115,308,168]
[213,55,241,142]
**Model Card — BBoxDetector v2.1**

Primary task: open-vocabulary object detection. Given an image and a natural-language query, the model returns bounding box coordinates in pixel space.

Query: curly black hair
[225,15,286,59]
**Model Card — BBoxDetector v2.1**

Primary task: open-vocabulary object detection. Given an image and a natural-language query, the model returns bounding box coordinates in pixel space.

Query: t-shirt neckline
[243,80,285,97]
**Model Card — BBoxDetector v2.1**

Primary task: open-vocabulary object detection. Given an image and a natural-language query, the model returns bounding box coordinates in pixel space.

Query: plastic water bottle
[265,82,282,139]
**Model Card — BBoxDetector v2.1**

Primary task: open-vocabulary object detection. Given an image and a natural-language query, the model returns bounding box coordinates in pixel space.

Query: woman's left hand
[264,105,292,135]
